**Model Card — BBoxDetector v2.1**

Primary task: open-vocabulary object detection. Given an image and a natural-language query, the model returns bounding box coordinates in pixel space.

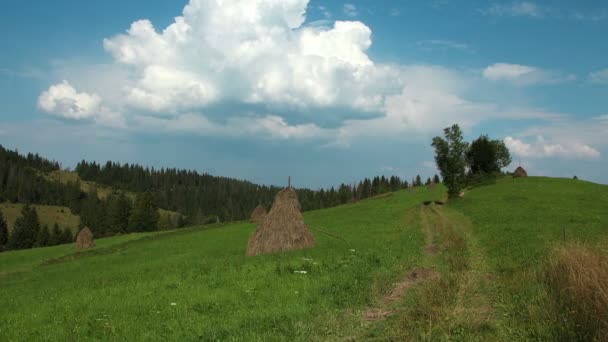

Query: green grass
[0,203,80,233]
[448,176,608,340]
[1,176,607,340]
[0,186,444,340]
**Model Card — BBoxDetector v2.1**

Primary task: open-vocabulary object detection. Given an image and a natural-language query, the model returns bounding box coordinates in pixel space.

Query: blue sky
[1,0,607,188]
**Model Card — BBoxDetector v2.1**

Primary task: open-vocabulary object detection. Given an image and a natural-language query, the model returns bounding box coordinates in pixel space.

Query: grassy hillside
[0,203,80,233]
[47,170,125,200]
[1,177,606,340]
[0,186,444,340]
[448,176,608,340]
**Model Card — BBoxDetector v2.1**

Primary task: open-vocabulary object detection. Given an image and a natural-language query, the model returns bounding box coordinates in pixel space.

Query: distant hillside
[0,203,80,233]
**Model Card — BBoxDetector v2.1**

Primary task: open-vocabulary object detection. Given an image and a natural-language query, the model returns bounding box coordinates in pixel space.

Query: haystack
[246,187,315,256]
[513,166,528,178]
[75,227,95,250]
[250,205,267,224]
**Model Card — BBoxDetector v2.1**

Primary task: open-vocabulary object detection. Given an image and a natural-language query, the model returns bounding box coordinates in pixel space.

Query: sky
[0,0,607,188]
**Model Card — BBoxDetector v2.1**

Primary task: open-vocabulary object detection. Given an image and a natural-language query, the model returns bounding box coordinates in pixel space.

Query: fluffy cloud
[483,63,574,85]
[38,81,126,128]
[101,0,387,113]
[505,136,600,159]
[37,0,584,145]
[38,80,101,119]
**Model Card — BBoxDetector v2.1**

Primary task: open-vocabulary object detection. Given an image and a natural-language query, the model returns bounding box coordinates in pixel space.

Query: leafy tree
[433,174,441,184]
[432,124,469,198]
[49,223,62,246]
[35,224,50,247]
[466,135,511,174]
[129,192,160,232]
[0,210,8,246]
[8,204,40,249]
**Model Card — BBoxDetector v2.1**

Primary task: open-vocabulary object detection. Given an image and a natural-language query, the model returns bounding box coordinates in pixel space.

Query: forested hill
[0,144,82,208]
[1,144,419,230]
[74,160,414,223]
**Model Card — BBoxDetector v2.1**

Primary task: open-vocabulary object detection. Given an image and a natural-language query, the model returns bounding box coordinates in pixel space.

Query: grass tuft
[545,243,608,341]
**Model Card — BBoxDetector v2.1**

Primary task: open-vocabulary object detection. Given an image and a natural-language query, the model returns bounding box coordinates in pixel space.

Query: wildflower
[294,270,307,274]
[170,302,177,306]
[349,249,356,252]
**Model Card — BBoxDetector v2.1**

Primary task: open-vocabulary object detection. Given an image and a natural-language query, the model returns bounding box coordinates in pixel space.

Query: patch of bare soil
[425,243,438,256]
[363,268,439,322]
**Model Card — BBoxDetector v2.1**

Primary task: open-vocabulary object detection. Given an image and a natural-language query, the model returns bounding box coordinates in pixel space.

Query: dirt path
[361,204,502,340]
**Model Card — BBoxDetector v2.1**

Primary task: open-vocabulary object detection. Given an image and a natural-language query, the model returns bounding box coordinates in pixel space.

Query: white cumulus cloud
[38,81,124,127]
[505,136,600,159]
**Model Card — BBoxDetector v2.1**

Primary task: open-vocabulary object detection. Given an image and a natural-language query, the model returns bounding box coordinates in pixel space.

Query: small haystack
[246,187,315,256]
[75,227,95,250]
[250,205,267,224]
[513,166,528,178]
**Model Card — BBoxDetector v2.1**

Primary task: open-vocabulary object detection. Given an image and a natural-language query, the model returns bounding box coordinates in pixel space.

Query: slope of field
[0,186,444,340]
[47,170,116,199]
[448,176,608,340]
[0,203,80,233]
[2,177,606,340]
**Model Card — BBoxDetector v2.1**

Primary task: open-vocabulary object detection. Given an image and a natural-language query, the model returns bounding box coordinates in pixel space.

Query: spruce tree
[35,224,50,247]
[49,223,62,246]
[8,204,40,250]
[415,175,422,187]
[433,174,441,184]
[107,193,132,233]
[0,210,8,246]
[61,227,73,244]
[129,192,159,232]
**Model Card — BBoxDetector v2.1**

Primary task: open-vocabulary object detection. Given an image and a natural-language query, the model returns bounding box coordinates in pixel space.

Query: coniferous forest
[1,144,435,251]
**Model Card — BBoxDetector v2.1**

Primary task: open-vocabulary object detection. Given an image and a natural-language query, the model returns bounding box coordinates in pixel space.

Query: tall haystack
[250,205,267,224]
[246,187,315,256]
[75,227,95,250]
[513,166,528,178]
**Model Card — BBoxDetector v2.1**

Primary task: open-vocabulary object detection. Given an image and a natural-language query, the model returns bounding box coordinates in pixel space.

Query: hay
[250,205,267,224]
[513,166,528,178]
[246,187,315,256]
[75,227,95,250]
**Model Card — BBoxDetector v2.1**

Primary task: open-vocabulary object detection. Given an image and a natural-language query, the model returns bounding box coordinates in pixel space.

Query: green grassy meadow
[1,176,607,340]
[0,186,443,340]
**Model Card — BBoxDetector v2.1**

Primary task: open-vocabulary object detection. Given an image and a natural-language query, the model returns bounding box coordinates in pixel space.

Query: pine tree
[415,175,422,187]
[8,204,40,250]
[425,177,432,185]
[49,223,62,246]
[0,210,8,246]
[35,224,50,247]
[129,192,160,232]
[61,227,73,244]
[433,174,441,184]
[107,193,132,233]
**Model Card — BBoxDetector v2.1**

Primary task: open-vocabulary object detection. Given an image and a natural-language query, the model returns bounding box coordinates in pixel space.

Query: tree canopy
[431,124,469,198]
